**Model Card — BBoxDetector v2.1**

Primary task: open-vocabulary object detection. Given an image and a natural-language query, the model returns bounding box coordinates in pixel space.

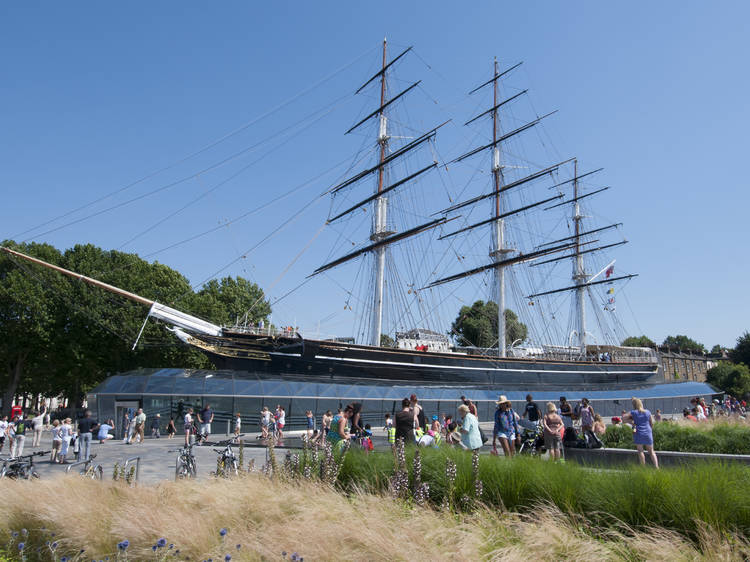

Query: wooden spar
[0,246,223,337]
[0,246,153,306]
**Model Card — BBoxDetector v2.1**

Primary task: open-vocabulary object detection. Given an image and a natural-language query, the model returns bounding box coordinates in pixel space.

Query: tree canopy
[730,331,750,367]
[451,300,527,349]
[621,335,656,348]
[707,361,750,399]
[0,241,271,413]
[662,334,705,354]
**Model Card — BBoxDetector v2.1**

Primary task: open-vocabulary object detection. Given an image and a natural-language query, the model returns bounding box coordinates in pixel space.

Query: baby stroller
[517,420,544,455]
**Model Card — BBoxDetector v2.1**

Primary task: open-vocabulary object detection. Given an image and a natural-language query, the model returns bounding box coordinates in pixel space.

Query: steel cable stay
[12,45,378,242]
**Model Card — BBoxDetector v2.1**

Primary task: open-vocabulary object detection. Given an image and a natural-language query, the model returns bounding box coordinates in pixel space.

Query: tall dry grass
[1,474,749,561]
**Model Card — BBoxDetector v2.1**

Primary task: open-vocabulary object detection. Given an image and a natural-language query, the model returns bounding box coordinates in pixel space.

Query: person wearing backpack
[10,414,30,458]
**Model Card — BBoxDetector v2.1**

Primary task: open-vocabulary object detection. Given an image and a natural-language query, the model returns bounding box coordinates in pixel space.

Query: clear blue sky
[1,2,748,349]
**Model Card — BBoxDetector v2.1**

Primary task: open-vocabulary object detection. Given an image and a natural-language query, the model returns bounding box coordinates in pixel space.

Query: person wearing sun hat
[493,395,519,457]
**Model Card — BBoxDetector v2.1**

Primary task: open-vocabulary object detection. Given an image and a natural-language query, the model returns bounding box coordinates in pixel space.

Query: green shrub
[338,448,750,539]
[602,420,750,454]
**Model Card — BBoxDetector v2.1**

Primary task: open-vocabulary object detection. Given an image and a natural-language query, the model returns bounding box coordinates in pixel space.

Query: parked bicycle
[170,442,197,480]
[0,450,49,480]
[213,434,243,477]
[80,454,104,480]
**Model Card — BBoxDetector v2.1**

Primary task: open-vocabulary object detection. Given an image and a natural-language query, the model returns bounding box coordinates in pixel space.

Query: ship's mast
[370,38,389,347]
[490,59,507,357]
[572,159,586,355]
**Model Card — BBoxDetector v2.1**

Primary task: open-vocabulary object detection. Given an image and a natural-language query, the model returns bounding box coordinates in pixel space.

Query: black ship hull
[178,330,662,392]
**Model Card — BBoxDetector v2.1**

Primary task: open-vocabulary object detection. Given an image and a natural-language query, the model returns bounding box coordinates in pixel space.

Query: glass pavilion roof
[88,368,718,402]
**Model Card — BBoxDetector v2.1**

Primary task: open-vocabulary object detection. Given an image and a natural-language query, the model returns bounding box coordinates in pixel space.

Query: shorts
[495,432,515,441]
[200,423,211,434]
[277,423,285,430]
[544,434,562,450]
[0,436,4,445]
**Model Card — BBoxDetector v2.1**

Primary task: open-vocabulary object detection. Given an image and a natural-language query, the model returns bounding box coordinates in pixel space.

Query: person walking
[58,418,73,463]
[623,397,659,468]
[198,404,214,443]
[129,408,146,444]
[458,404,482,452]
[11,415,30,458]
[521,394,541,431]
[234,412,242,437]
[578,398,595,435]
[166,417,177,438]
[151,414,161,438]
[77,410,98,461]
[492,396,518,457]
[183,408,194,446]
[31,409,46,447]
[260,407,271,442]
[542,402,564,461]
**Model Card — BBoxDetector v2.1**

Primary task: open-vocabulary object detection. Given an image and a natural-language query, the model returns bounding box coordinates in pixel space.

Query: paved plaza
[9,431,309,484]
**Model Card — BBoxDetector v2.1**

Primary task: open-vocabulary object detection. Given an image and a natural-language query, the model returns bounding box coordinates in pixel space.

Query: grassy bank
[338,448,750,538]
[1,475,749,561]
[603,418,750,454]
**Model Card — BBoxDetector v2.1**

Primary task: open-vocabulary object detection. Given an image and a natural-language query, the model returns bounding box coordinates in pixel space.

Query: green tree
[710,344,724,355]
[194,276,271,327]
[707,361,750,398]
[730,331,750,366]
[451,300,527,348]
[621,335,656,348]
[662,334,705,354]
[0,241,65,414]
[380,334,395,348]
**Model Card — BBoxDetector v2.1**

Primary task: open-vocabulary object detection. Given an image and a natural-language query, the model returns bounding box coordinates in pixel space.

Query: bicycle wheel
[29,469,40,479]
[176,460,189,480]
[229,459,239,477]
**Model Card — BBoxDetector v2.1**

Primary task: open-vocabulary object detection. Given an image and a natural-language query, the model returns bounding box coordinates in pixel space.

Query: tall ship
[2,40,664,393]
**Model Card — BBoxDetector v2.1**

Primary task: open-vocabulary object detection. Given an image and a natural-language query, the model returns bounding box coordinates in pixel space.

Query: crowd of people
[1,390,734,470]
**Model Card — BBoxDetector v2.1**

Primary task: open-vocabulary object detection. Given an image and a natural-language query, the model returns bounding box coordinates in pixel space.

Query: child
[50,419,62,463]
[234,412,242,437]
[166,417,176,438]
[260,407,271,441]
[430,415,441,434]
[305,410,314,439]
[362,424,374,452]
[317,410,333,444]
[384,413,395,446]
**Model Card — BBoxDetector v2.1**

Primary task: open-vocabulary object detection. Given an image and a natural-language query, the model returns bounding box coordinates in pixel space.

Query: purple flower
[219,528,228,537]
[18,542,25,550]
[225,556,232,561]
[168,543,174,549]
[21,528,28,536]
[118,540,129,550]
[157,538,167,548]
[152,545,158,552]
[236,544,241,550]
[51,541,59,550]
[11,532,18,538]
[61,557,69,562]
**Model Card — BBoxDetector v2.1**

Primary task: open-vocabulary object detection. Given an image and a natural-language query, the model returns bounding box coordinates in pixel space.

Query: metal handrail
[65,459,94,474]
[123,456,141,482]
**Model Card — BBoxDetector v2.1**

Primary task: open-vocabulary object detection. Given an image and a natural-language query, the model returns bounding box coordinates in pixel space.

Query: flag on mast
[605,265,615,278]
